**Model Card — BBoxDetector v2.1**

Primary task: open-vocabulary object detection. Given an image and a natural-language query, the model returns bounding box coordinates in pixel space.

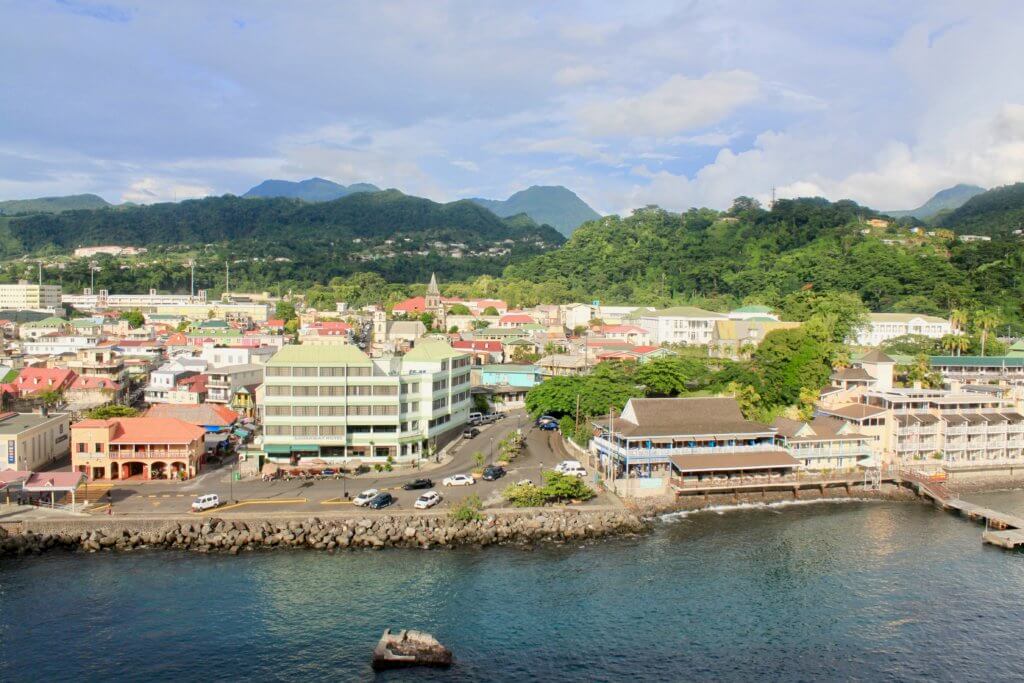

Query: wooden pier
[897,470,1024,550]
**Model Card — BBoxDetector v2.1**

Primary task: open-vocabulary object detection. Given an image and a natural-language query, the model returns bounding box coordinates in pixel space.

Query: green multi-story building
[260,340,472,464]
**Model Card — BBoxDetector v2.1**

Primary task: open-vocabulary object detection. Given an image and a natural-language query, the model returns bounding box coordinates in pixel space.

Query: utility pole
[37,261,42,286]
[225,260,230,296]
[189,260,195,299]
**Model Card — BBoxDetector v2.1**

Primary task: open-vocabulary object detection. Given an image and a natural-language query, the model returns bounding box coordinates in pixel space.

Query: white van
[555,460,587,478]
[468,412,483,425]
[191,494,220,512]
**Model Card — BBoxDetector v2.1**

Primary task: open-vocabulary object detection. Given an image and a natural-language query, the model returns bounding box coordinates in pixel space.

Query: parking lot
[90,412,616,516]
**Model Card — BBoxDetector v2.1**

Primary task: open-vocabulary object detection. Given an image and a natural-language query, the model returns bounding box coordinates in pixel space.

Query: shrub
[503,482,546,507]
[540,470,596,502]
[449,494,483,522]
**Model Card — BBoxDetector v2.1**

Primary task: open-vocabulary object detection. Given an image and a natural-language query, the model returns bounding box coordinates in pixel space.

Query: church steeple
[427,272,440,297]
[425,272,444,329]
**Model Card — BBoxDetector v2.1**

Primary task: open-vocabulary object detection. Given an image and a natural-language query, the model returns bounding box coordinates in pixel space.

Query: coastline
[4,477,1023,558]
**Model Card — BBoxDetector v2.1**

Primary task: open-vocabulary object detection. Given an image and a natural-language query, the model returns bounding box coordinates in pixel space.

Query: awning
[233,428,251,438]
[291,444,319,452]
[671,451,799,474]
[263,445,292,454]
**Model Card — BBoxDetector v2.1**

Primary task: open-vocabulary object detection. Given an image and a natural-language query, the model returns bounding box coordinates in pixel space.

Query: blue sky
[3,1,1024,214]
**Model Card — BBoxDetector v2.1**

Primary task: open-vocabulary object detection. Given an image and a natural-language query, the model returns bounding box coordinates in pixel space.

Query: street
[89,411,615,516]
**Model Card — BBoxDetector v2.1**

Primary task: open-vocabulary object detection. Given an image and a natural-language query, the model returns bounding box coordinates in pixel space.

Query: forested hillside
[935,182,1024,236]
[504,197,1021,324]
[0,193,110,215]
[7,190,563,253]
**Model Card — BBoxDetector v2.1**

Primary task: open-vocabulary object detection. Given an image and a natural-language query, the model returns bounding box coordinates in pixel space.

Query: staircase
[71,481,115,506]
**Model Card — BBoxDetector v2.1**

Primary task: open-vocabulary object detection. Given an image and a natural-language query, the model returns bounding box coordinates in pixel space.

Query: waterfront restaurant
[592,397,798,496]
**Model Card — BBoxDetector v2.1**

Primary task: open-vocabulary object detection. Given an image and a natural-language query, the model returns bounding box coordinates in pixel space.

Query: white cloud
[578,71,761,137]
[553,64,606,86]
[122,177,213,204]
[451,159,480,172]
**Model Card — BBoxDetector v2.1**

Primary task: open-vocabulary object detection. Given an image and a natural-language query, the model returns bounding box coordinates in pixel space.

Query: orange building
[72,417,206,481]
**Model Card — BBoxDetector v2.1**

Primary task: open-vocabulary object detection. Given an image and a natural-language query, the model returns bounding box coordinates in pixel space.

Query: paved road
[91,410,613,516]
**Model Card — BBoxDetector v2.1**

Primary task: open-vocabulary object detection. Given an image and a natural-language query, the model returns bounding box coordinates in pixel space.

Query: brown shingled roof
[671,450,799,473]
[613,397,773,437]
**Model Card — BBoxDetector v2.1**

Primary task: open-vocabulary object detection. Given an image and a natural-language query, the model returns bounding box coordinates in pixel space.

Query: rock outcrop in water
[372,629,453,670]
[0,510,647,557]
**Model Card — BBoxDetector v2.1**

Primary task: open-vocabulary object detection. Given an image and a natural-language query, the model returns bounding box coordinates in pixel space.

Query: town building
[260,340,471,465]
[727,305,780,321]
[476,363,542,411]
[772,416,874,470]
[0,282,62,313]
[537,353,592,377]
[63,287,207,311]
[18,316,70,340]
[591,397,798,497]
[636,307,728,346]
[22,333,103,356]
[0,410,71,471]
[3,367,78,397]
[144,403,239,431]
[205,364,263,404]
[72,417,206,480]
[710,319,801,359]
[371,310,427,355]
[854,313,952,347]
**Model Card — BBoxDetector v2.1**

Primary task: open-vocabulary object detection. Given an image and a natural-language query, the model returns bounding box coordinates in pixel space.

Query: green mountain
[885,184,986,221]
[8,190,564,253]
[471,185,600,236]
[0,193,110,215]
[242,177,380,201]
[504,197,1016,316]
[933,182,1024,235]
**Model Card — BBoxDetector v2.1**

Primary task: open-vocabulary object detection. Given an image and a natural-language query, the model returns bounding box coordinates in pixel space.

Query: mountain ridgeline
[470,185,601,236]
[242,177,381,202]
[934,182,1024,236]
[6,190,565,254]
[0,193,110,215]
[884,183,985,221]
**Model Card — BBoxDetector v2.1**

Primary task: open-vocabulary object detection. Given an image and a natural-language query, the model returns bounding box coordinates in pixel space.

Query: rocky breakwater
[0,510,648,557]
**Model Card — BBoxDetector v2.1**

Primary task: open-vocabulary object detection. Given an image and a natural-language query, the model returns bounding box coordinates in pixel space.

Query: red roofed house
[599,324,651,346]
[72,417,206,481]
[145,402,239,429]
[7,367,78,397]
[498,313,536,328]
[66,376,123,405]
[451,339,504,365]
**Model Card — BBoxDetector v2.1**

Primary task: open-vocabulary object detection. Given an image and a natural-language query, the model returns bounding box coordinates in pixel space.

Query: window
[320,367,346,377]
[266,366,291,377]
[347,385,372,396]
[265,425,291,436]
[348,425,372,433]
[293,386,317,397]
[77,442,86,453]
[293,367,318,377]
[320,425,344,436]
[349,366,372,377]
[432,396,448,410]
[293,405,318,417]
[372,405,397,416]
[319,405,345,416]
[372,385,398,396]
[265,406,290,416]
[293,425,317,437]
[432,378,448,391]
[266,385,291,397]
[320,385,344,397]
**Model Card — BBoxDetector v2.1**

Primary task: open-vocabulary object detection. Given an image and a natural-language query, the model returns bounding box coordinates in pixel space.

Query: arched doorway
[170,462,188,480]
[121,462,146,480]
[150,462,167,480]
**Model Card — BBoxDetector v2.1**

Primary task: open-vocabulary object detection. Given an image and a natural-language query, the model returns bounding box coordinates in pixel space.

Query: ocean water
[3,497,1024,682]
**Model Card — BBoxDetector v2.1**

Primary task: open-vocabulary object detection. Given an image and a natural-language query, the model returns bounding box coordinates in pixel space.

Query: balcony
[593,436,786,463]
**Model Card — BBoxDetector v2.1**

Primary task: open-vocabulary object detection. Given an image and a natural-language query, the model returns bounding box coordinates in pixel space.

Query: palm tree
[950,308,969,335]
[940,333,969,357]
[974,309,1001,357]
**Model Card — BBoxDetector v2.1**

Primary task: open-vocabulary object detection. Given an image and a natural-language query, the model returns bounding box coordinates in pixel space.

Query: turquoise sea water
[3,497,1024,682]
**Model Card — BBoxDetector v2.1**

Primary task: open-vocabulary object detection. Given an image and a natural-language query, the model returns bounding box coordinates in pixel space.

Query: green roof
[402,339,465,362]
[21,316,66,328]
[481,364,539,373]
[732,305,773,313]
[194,320,230,328]
[641,306,726,319]
[929,355,1024,368]
[268,343,372,366]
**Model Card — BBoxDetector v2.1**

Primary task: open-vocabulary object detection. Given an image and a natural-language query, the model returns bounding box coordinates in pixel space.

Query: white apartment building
[22,334,103,356]
[199,344,276,367]
[144,357,209,404]
[63,288,207,311]
[205,364,264,404]
[636,307,727,346]
[0,282,62,313]
[853,313,952,347]
[260,339,471,464]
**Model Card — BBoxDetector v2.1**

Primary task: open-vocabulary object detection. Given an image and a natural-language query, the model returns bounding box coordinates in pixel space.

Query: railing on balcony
[592,436,785,461]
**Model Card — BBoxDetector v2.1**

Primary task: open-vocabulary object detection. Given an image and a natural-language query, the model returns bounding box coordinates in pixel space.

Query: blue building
[477,364,542,411]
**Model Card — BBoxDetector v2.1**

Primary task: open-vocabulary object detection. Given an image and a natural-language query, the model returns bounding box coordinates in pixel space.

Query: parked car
[555,460,587,477]
[468,412,483,425]
[367,492,395,509]
[480,413,499,424]
[403,478,434,491]
[353,489,380,506]
[191,494,220,512]
[443,474,476,486]
[535,415,557,426]
[482,465,506,481]
[538,420,559,431]
[462,427,481,438]
[414,491,441,509]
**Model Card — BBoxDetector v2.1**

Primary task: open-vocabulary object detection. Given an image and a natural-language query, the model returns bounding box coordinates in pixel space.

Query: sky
[3,0,1024,214]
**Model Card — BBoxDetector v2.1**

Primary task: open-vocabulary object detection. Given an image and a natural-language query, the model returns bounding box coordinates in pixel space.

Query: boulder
[371,629,453,670]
